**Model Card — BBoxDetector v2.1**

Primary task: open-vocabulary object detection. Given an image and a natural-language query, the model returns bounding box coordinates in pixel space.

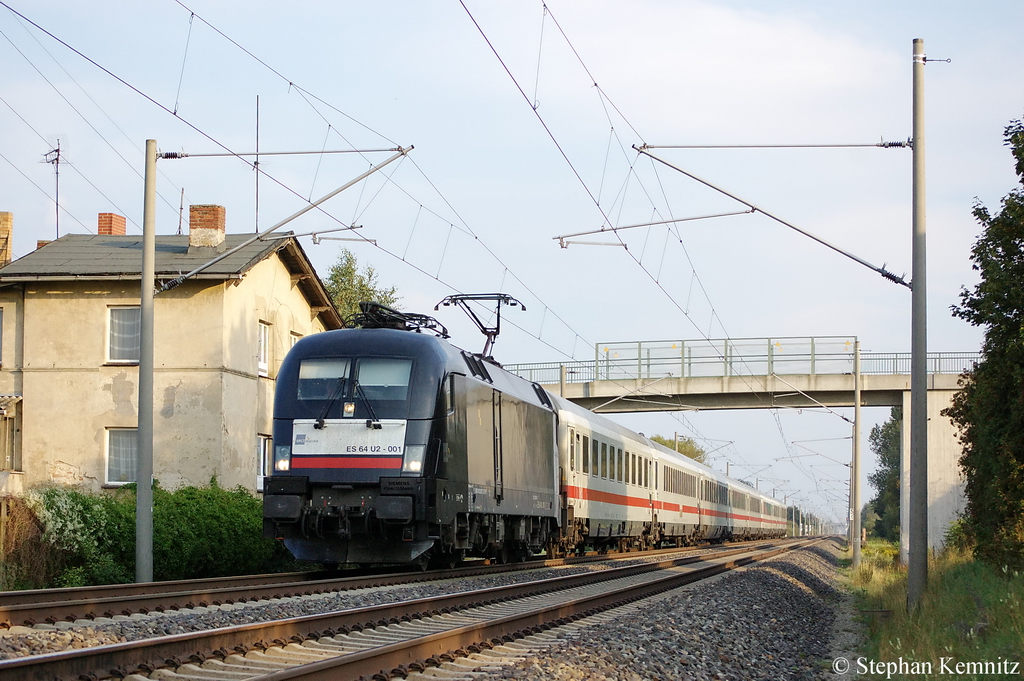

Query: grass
[845,539,1024,679]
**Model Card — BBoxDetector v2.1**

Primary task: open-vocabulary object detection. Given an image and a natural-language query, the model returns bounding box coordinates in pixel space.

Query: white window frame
[290,331,302,347]
[106,427,138,486]
[108,306,141,364]
[256,433,273,492]
[257,320,271,376]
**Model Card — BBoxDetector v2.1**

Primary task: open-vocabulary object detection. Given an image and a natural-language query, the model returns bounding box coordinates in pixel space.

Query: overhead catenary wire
[3,13,194,219]
[459,0,823,500]
[634,145,911,289]
[172,12,195,115]
[160,1,599,366]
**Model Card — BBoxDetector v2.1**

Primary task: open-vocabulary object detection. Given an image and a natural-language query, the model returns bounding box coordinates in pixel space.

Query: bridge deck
[504,337,975,413]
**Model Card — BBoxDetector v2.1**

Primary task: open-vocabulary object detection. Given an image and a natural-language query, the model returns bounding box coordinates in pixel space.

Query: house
[0,206,342,496]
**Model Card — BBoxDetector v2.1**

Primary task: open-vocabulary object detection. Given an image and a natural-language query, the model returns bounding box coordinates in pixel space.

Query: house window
[0,413,18,472]
[290,332,302,347]
[256,434,272,492]
[257,321,271,376]
[108,307,141,363]
[106,428,137,485]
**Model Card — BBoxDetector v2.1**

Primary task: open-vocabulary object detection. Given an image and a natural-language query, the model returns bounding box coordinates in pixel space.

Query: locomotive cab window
[297,358,351,400]
[441,373,456,415]
[356,358,412,401]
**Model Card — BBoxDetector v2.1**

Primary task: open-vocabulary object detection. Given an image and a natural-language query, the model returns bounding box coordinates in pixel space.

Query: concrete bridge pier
[899,387,964,562]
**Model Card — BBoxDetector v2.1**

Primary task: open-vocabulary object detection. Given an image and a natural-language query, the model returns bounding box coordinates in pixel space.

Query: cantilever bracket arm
[157,146,412,293]
[633,145,911,289]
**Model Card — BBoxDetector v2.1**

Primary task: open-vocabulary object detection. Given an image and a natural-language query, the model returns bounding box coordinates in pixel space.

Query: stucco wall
[0,245,332,495]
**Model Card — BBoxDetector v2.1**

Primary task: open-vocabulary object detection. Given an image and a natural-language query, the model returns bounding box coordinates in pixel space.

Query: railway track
[0,538,779,630]
[0,537,819,681]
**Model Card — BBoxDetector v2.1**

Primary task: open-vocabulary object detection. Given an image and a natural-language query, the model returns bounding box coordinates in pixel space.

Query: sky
[1,1,1022,524]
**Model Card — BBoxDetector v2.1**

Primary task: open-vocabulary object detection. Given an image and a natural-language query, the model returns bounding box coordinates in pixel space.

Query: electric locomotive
[263,301,789,568]
[262,303,560,567]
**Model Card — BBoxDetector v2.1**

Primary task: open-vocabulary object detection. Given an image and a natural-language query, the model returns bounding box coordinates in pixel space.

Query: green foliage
[861,502,880,538]
[151,481,281,581]
[24,485,135,586]
[944,117,1024,572]
[867,407,901,542]
[852,542,1024,668]
[17,481,296,587]
[323,249,399,321]
[648,434,707,464]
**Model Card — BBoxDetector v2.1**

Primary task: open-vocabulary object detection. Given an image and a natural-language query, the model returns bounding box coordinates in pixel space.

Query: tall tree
[944,117,1024,570]
[648,434,707,464]
[323,249,399,321]
[867,407,901,542]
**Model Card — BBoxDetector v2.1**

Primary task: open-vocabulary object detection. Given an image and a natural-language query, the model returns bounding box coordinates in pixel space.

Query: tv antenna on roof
[42,139,65,239]
[435,293,525,359]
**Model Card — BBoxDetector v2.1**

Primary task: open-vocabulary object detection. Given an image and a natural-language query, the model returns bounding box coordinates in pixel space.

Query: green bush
[18,480,295,587]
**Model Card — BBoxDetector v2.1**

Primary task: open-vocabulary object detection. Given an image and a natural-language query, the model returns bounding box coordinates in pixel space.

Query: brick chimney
[0,212,12,266]
[97,212,126,236]
[189,205,226,248]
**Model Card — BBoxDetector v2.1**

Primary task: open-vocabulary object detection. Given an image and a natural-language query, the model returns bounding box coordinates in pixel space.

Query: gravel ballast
[479,538,849,681]
[0,539,857,680]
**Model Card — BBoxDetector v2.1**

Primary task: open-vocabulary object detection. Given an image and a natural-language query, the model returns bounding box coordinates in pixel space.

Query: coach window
[599,442,607,478]
[569,428,576,471]
[615,448,621,481]
[632,453,638,485]
[643,458,649,488]
[582,435,590,473]
[591,438,599,476]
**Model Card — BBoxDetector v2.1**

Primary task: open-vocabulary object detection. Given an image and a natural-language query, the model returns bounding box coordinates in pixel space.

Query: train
[262,303,787,568]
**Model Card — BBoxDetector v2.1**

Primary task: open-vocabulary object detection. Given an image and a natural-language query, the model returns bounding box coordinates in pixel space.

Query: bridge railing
[503,336,980,384]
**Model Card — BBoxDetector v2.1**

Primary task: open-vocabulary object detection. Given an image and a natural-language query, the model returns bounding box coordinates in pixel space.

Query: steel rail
[0,538,816,681]
[267,538,823,681]
[0,539,773,628]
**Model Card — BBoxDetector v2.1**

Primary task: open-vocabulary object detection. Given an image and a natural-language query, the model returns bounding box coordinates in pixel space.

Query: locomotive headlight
[274,445,291,472]
[402,444,426,474]
[343,402,356,417]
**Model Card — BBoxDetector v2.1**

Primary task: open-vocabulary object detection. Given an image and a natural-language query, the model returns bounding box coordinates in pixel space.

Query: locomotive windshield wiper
[314,377,348,429]
[352,379,383,429]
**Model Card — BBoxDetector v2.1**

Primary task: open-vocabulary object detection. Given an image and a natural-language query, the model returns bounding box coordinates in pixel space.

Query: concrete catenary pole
[137,139,156,583]
[908,39,928,608]
[852,340,862,567]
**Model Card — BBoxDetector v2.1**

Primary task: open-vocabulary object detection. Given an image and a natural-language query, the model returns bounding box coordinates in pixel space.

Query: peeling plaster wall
[4,247,332,495]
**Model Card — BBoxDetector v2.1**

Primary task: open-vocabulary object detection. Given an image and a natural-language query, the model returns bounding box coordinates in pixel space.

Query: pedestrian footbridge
[503,336,975,413]
[506,336,978,554]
